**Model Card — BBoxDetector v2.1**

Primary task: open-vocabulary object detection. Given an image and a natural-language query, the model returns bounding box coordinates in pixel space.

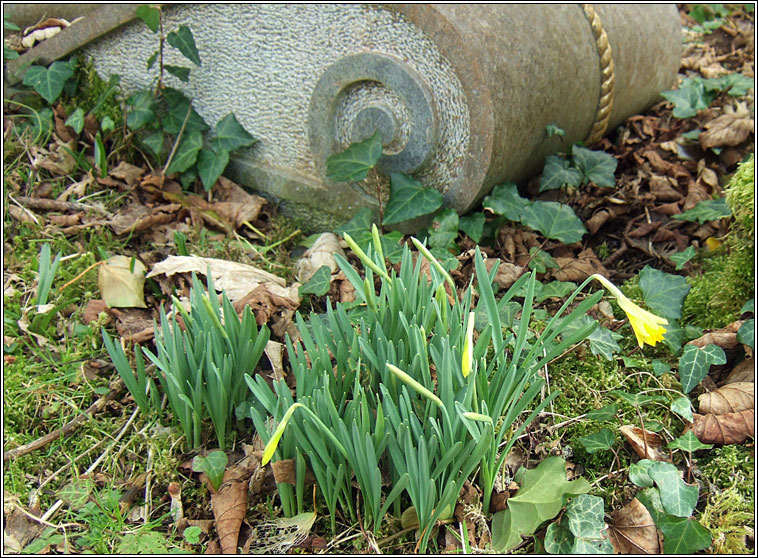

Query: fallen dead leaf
[3,503,43,553]
[484,258,523,289]
[608,498,660,554]
[107,202,178,236]
[264,340,285,381]
[552,248,609,282]
[295,232,345,283]
[99,255,147,308]
[721,358,754,385]
[205,455,258,554]
[699,112,754,150]
[698,382,754,415]
[109,161,146,187]
[648,176,683,203]
[691,410,754,445]
[688,320,743,350]
[619,425,668,462]
[148,255,286,302]
[233,282,300,327]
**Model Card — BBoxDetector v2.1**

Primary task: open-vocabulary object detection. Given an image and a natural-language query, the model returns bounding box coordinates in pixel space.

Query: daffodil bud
[461,311,475,378]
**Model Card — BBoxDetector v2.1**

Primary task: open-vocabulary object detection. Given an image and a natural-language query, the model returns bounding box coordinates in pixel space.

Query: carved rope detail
[582,4,615,145]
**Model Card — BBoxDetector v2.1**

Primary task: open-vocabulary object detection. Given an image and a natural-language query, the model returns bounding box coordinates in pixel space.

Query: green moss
[682,157,754,329]
[699,485,754,554]
[699,444,754,496]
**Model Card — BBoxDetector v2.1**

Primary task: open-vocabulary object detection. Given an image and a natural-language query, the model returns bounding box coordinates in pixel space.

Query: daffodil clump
[248,227,671,551]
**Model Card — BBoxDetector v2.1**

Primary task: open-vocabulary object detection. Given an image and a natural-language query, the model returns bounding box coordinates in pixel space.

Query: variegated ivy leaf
[669,396,693,422]
[668,430,712,452]
[677,343,727,393]
[638,265,690,321]
[647,461,698,518]
[577,428,615,454]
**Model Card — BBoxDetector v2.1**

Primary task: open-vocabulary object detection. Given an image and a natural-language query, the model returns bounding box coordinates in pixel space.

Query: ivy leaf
[566,494,609,542]
[482,182,529,221]
[382,173,443,225]
[428,208,459,255]
[561,315,619,360]
[628,459,655,488]
[167,25,201,66]
[647,462,698,518]
[162,88,209,134]
[669,396,693,422]
[545,124,566,138]
[652,359,672,377]
[668,430,713,452]
[136,5,160,33]
[661,78,715,118]
[578,428,615,454]
[539,155,582,192]
[491,457,591,552]
[678,344,727,393]
[126,89,156,131]
[636,488,712,554]
[23,61,75,104]
[586,404,618,422]
[638,265,690,321]
[459,212,486,243]
[140,130,165,160]
[335,208,373,246]
[670,245,696,270]
[165,64,191,82]
[520,200,586,243]
[544,521,574,554]
[166,130,203,175]
[64,108,85,134]
[326,131,383,182]
[673,197,731,224]
[571,146,617,188]
[299,265,332,297]
[101,116,115,133]
[703,73,754,96]
[609,390,667,407]
[197,148,229,191]
[146,50,159,71]
[192,450,228,492]
[737,319,753,348]
[211,113,257,152]
[528,247,558,274]
[740,299,754,315]
[663,320,686,355]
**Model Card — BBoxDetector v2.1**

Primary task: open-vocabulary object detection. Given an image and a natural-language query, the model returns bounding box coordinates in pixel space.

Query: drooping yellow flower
[461,311,475,378]
[591,274,668,348]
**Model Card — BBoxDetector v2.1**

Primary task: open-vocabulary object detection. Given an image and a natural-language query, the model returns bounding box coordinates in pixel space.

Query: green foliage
[458,212,486,243]
[192,450,229,491]
[491,457,591,552]
[383,172,444,225]
[671,245,696,270]
[561,314,620,360]
[638,265,690,320]
[22,60,76,104]
[663,74,753,118]
[677,343,726,393]
[669,396,693,422]
[483,182,529,220]
[668,430,712,452]
[136,4,161,32]
[298,265,332,296]
[737,319,753,348]
[166,25,202,66]
[539,144,617,192]
[577,428,615,454]
[544,494,614,554]
[325,131,383,182]
[103,273,270,449]
[540,155,582,192]
[673,197,731,224]
[211,112,257,152]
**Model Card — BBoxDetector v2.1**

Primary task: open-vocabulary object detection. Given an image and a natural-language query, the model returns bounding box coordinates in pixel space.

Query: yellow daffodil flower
[591,274,668,348]
[461,311,475,378]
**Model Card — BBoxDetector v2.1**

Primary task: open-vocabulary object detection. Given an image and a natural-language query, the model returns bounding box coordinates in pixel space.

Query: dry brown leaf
[608,498,660,554]
[698,382,754,415]
[109,161,146,187]
[108,202,178,236]
[688,320,743,350]
[618,425,668,461]
[699,112,754,150]
[206,457,258,554]
[586,208,617,235]
[82,299,111,325]
[294,232,345,283]
[691,410,754,445]
[110,308,155,343]
[721,358,754,385]
[48,213,81,226]
[234,283,300,326]
[264,340,285,381]
[484,258,523,289]
[3,503,43,553]
[148,255,285,302]
[552,248,608,282]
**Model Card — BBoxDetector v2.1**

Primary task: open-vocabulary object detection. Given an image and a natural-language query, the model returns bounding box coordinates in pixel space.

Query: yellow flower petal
[591,274,668,349]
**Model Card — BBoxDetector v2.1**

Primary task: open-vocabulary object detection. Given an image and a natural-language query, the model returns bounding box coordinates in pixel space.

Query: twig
[58,260,104,292]
[13,195,108,215]
[162,102,193,176]
[11,504,83,531]
[3,379,125,462]
[8,194,40,224]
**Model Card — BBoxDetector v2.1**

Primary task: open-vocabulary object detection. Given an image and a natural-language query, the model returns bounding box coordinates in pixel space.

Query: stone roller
[7,4,682,224]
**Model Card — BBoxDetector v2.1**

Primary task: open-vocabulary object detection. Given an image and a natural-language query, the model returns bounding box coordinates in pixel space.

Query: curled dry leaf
[608,497,660,554]
[295,232,345,283]
[107,202,179,236]
[206,457,258,554]
[691,410,754,445]
[699,112,755,150]
[688,320,743,350]
[720,358,754,386]
[484,258,523,289]
[552,248,609,282]
[233,282,300,327]
[109,161,146,187]
[264,340,285,381]
[618,425,668,462]
[148,255,285,302]
[698,382,754,415]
